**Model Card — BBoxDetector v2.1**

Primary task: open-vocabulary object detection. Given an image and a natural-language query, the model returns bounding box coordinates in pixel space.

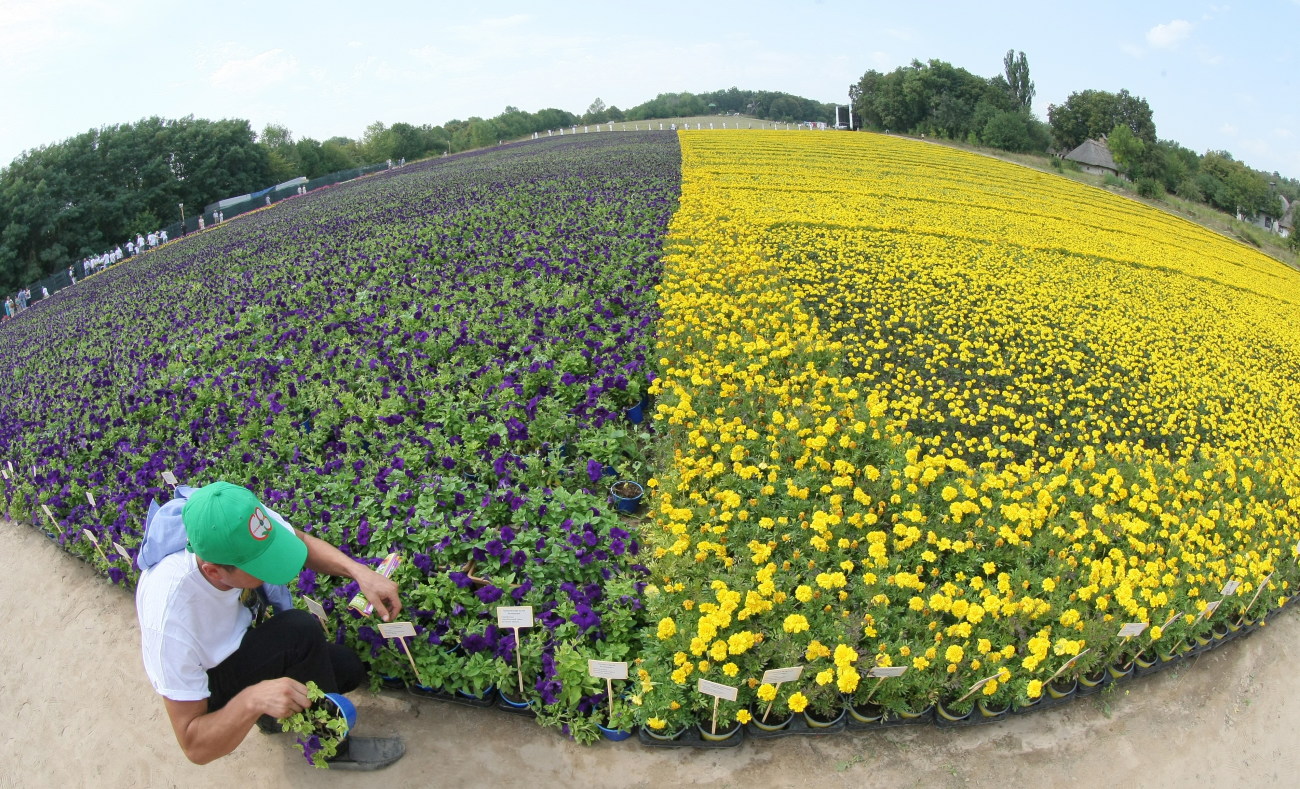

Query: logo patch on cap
[248,508,272,541]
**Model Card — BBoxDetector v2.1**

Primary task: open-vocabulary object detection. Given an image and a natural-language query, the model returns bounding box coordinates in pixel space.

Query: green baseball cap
[182,482,307,585]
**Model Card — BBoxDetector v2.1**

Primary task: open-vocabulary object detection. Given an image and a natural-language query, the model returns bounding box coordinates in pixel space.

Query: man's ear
[196,559,224,584]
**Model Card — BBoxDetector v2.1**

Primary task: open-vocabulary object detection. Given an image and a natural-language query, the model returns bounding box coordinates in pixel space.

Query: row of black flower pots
[370,590,1293,748]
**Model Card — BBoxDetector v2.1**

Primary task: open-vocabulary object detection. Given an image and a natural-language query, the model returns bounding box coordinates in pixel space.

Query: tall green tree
[1002,50,1034,112]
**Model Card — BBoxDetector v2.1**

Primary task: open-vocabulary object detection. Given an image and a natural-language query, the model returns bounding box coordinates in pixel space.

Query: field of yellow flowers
[635,130,1300,732]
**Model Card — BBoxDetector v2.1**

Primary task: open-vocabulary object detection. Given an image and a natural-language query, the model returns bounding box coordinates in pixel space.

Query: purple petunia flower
[571,603,600,632]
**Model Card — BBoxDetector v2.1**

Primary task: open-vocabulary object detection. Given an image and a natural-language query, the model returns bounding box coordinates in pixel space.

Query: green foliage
[1047,88,1157,150]
[0,116,268,292]
[1106,124,1145,175]
[1002,50,1035,112]
[1135,176,1163,199]
[626,88,833,125]
[852,56,1046,149]
[1200,151,1277,216]
[981,110,1036,152]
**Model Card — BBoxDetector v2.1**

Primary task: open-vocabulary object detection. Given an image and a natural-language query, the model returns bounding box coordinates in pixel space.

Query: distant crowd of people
[3,228,174,321]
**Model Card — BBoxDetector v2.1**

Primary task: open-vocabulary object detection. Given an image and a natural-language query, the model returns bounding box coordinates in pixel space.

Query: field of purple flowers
[0,132,680,741]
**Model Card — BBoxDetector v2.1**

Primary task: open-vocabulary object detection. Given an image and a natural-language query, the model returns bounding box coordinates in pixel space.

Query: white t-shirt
[136,551,252,701]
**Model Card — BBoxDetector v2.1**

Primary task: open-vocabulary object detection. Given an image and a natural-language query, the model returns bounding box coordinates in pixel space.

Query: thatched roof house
[1064,139,1120,177]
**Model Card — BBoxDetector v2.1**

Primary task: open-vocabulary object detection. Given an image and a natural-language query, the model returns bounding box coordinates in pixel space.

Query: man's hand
[242,677,311,719]
[355,566,403,622]
[297,528,403,621]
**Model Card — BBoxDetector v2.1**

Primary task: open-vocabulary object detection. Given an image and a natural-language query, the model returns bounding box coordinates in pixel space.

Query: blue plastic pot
[609,480,644,514]
[598,724,634,741]
[323,693,357,734]
[625,396,648,425]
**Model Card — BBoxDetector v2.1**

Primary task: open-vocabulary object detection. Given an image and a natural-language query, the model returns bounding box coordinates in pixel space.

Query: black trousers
[206,609,365,711]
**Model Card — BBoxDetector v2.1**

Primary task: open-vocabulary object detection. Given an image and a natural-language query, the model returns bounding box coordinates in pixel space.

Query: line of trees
[851,51,1296,228]
[850,52,1052,153]
[2,86,835,292]
[0,117,270,292]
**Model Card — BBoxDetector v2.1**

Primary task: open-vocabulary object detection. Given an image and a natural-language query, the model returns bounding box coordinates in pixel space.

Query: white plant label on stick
[378,622,417,639]
[589,660,629,721]
[761,666,804,685]
[497,606,534,629]
[587,660,628,680]
[41,504,56,524]
[697,678,740,736]
[758,666,805,722]
[6,460,12,473]
[1220,580,1240,597]
[303,597,328,626]
[113,542,132,562]
[1203,600,1221,617]
[696,679,739,702]
[1,468,8,480]
[1044,649,1091,684]
[86,491,96,509]
[1118,622,1148,638]
[960,670,1004,697]
[82,529,109,564]
[498,606,534,694]
[376,621,424,685]
[867,666,909,678]
[161,471,178,486]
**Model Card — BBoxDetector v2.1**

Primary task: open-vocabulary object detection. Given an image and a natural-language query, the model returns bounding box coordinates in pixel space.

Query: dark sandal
[324,736,405,771]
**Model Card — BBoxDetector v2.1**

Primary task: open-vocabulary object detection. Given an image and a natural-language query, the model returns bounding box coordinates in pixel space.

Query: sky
[1,0,1297,179]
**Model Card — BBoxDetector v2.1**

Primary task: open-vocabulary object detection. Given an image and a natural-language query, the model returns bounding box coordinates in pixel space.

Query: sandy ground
[3,519,1298,789]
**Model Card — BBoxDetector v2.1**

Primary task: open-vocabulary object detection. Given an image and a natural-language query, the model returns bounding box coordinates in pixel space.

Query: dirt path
[3,519,1297,788]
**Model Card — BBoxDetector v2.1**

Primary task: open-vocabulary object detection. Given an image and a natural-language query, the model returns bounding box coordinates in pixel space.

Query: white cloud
[1146,20,1193,49]
[210,49,300,92]
[1221,123,1239,136]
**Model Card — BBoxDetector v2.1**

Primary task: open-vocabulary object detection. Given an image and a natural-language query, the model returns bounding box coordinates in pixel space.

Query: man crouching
[135,481,404,769]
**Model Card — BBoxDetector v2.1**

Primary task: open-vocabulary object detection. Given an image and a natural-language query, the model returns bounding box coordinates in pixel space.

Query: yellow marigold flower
[657,618,677,640]
[787,692,809,713]
[805,640,831,660]
[710,640,728,661]
[723,662,739,677]
[833,644,858,667]
[727,631,756,655]
[648,717,667,730]
[945,645,964,663]
[1027,680,1043,699]
[838,665,861,693]
[736,708,752,724]
[815,668,835,685]
[783,614,810,633]
[757,683,778,702]
[795,585,814,603]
